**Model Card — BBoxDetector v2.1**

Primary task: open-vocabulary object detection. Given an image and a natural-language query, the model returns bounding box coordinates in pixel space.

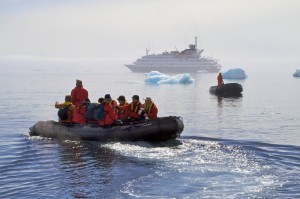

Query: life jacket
[110,100,117,105]
[130,102,141,113]
[144,102,154,114]
[120,101,128,106]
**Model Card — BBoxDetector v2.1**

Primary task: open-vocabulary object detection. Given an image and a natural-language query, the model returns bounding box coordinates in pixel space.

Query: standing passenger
[217,73,224,87]
[71,79,88,107]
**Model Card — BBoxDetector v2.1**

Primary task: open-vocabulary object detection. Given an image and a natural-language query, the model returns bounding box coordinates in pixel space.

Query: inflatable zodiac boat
[209,83,243,97]
[29,116,184,142]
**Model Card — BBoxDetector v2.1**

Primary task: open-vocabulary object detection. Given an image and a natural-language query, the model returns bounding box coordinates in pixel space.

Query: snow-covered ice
[144,71,195,84]
[222,68,247,79]
[293,69,300,77]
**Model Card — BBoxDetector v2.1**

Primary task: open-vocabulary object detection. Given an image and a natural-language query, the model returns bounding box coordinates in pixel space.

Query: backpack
[94,104,106,121]
[84,103,99,121]
[57,105,71,120]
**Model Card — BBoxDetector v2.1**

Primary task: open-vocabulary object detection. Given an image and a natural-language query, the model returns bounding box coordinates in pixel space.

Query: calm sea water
[0,64,299,198]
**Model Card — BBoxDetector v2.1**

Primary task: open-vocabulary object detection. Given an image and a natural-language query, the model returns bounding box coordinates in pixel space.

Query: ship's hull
[125,65,220,73]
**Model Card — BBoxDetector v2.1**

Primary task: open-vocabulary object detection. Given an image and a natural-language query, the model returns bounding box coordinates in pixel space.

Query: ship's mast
[195,37,198,49]
[146,48,149,55]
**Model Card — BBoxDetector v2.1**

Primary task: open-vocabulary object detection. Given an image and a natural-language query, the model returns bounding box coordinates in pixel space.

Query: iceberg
[293,69,300,77]
[222,68,247,79]
[144,71,195,84]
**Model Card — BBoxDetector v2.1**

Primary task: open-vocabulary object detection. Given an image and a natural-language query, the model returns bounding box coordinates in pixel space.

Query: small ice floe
[293,69,300,77]
[127,80,143,84]
[144,71,195,84]
[222,68,247,79]
[197,70,209,73]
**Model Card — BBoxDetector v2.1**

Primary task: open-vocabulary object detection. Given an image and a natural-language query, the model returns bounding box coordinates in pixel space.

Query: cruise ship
[125,37,222,73]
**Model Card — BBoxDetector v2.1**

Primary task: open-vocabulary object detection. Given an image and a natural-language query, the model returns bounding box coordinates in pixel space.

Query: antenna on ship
[146,48,149,55]
[195,37,198,49]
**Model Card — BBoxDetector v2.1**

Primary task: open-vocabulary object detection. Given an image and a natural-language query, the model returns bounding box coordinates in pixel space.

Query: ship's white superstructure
[125,37,222,73]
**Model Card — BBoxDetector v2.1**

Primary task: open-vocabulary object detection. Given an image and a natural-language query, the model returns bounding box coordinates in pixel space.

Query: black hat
[104,94,111,100]
[117,95,125,101]
[81,98,91,106]
[98,98,104,103]
[132,95,139,100]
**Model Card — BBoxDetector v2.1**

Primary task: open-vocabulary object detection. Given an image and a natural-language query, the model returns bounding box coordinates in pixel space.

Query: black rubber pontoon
[29,116,184,142]
[209,83,243,97]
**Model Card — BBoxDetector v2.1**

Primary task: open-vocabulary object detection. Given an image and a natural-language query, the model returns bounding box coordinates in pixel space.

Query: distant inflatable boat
[29,116,184,142]
[209,83,243,97]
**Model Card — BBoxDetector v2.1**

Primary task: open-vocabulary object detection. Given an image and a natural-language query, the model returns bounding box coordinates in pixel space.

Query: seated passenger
[116,95,129,120]
[84,98,98,124]
[142,97,158,119]
[72,100,89,124]
[55,95,75,124]
[104,94,117,107]
[124,95,142,121]
[98,95,118,127]
[104,94,118,114]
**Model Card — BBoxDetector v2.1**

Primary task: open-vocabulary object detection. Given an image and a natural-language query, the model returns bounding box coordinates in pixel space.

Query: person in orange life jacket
[55,95,75,124]
[124,95,142,121]
[72,99,90,124]
[142,97,158,119]
[104,94,118,114]
[116,95,129,120]
[217,73,224,87]
[71,79,89,107]
[98,95,118,127]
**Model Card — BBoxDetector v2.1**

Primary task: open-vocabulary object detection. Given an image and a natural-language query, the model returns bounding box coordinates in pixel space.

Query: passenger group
[55,80,158,127]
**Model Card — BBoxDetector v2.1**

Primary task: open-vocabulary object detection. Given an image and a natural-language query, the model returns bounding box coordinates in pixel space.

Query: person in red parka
[98,96,118,127]
[217,73,224,87]
[116,95,129,121]
[71,79,88,107]
[142,97,158,119]
[104,94,118,115]
[124,95,142,121]
[72,100,88,124]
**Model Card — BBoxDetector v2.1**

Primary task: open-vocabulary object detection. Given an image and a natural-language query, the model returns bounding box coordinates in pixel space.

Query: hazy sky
[0,0,299,70]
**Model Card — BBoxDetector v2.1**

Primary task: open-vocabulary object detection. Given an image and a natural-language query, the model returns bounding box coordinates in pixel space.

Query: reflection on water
[54,140,119,198]
[0,132,299,198]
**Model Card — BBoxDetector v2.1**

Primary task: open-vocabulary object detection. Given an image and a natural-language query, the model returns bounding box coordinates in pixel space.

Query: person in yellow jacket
[55,95,75,124]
